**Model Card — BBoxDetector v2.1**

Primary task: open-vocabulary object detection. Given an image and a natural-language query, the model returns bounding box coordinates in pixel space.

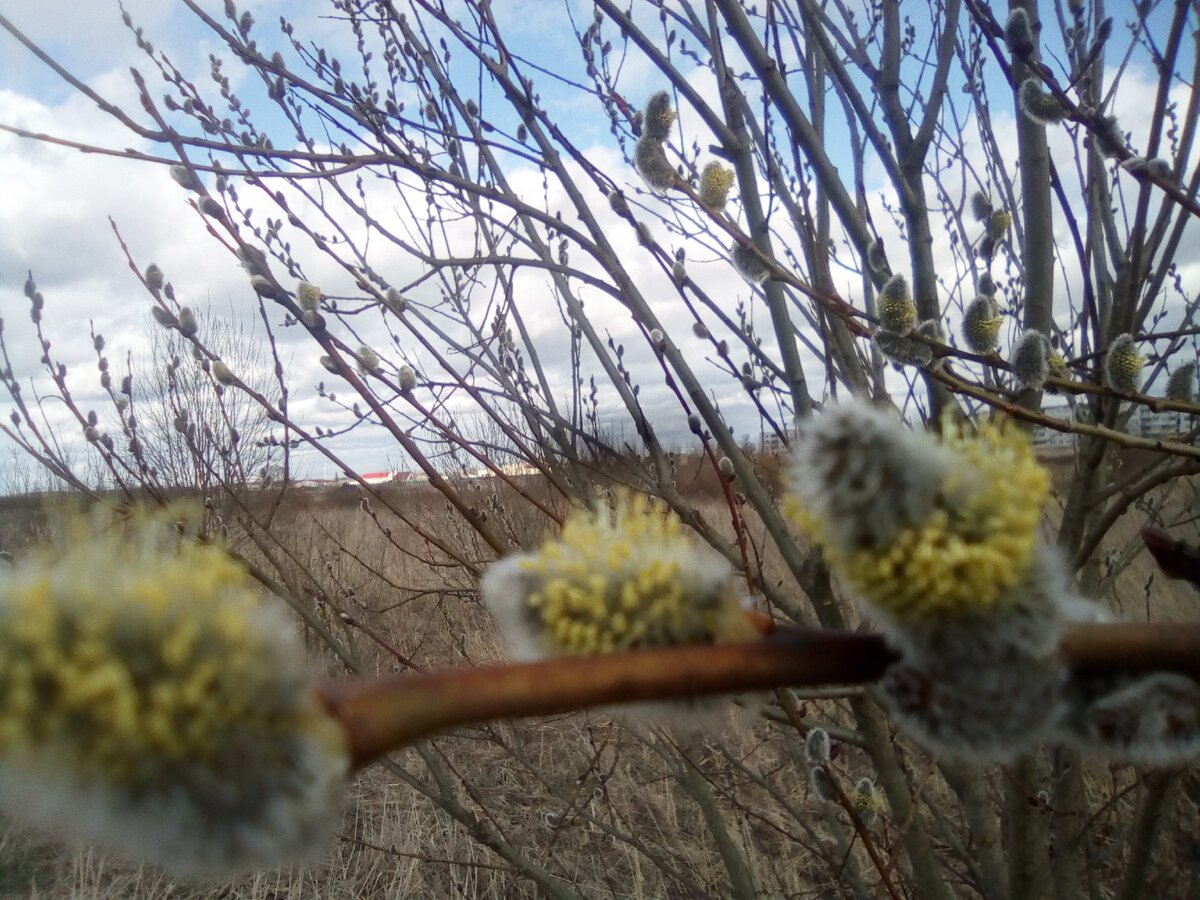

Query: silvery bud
[970,191,992,224]
[808,766,837,803]
[300,310,325,332]
[804,727,831,764]
[169,165,202,191]
[718,456,735,481]
[357,345,380,376]
[145,264,165,292]
[383,288,407,314]
[1005,9,1034,56]
[151,307,177,330]
[1167,362,1196,402]
[177,307,198,338]
[212,361,236,386]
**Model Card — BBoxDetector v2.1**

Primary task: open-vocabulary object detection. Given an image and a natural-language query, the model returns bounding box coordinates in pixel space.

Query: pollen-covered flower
[480,491,755,661]
[1019,80,1064,126]
[641,91,677,141]
[877,274,917,334]
[634,134,678,193]
[784,400,1088,758]
[851,777,882,824]
[1105,333,1144,392]
[1011,330,1051,391]
[962,296,1002,353]
[1047,350,1069,380]
[296,281,322,313]
[0,509,348,876]
[878,543,1078,758]
[1167,361,1196,401]
[699,161,736,210]
[786,404,1049,623]
[986,209,1013,241]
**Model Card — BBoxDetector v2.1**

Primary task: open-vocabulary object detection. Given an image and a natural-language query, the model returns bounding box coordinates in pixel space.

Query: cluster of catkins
[787,399,1200,763]
[632,92,764,287]
[964,194,1076,392]
[1010,10,1170,173]
[871,273,944,370]
[633,91,679,194]
[970,191,1012,262]
[962,270,1003,356]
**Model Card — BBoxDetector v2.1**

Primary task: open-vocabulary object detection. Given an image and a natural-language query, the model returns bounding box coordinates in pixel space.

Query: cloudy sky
[1,2,1196,489]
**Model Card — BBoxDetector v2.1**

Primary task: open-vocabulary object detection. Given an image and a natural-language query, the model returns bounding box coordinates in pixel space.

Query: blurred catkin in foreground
[0,509,347,876]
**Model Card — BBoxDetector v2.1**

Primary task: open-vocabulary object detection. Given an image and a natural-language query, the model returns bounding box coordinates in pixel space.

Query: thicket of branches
[3,1,1200,897]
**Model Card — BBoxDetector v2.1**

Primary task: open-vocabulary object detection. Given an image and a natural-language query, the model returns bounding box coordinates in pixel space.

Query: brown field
[0,454,1197,898]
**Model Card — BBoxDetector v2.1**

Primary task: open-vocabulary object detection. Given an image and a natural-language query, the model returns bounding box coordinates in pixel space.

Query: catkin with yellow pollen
[785,400,1099,759]
[1105,333,1145,392]
[789,415,1047,621]
[641,91,678,141]
[962,295,1002,353]
[876,274,918,334]
[481,491,755,661]
[699,162,736,210]
[0,508,347,876]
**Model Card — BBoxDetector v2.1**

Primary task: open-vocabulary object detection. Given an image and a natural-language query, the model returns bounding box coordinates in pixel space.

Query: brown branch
[322,620,1200,770]
[321,628,896,769]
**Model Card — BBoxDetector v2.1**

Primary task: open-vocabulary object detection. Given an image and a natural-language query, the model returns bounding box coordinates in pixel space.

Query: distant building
[760,429,794,454]
[360,470,399,485]
[1130,406,1192,439]
[1033,402,1195,450]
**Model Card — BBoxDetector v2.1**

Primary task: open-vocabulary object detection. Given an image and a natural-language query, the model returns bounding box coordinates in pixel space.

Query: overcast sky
[1,2,1196,489]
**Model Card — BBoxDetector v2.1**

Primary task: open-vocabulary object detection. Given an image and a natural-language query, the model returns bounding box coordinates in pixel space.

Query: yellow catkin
[507,491,753,656]
[699,162,736,210]
[0,508,347,875]
[787,420,1049,621]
